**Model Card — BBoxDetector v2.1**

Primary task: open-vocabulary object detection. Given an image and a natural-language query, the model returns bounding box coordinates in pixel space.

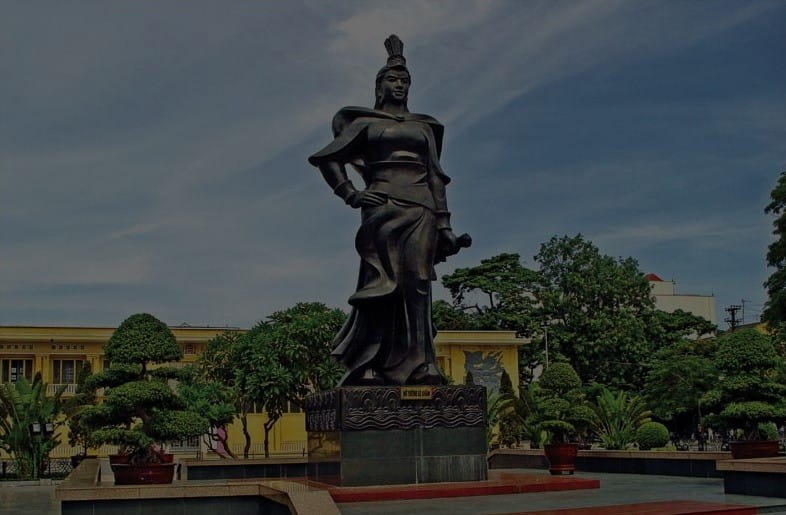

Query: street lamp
[29,421,55,479]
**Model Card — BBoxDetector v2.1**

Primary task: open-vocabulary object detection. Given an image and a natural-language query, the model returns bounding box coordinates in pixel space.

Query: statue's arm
[318,161,358,205]
[428,172,451,231]
[312,121,386,209]
[424,124,468,260]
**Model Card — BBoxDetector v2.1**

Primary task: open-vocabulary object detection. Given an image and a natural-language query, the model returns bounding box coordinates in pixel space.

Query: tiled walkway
[4,468,786,514]
[337,470,786,515]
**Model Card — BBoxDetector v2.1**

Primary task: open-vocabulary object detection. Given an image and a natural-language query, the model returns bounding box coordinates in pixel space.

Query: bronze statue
[309,35,470,386]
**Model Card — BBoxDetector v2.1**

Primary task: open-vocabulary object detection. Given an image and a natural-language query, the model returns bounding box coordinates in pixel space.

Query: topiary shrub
[701,329,786,440]
[539,362,582,393]
[636,421,670,450]
[526,363,594,444]
[80,313,208,462]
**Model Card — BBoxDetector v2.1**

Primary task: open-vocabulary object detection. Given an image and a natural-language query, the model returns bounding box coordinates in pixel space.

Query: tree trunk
[263,417,278,458]
[217,425,238,459]
[241,413,251,458]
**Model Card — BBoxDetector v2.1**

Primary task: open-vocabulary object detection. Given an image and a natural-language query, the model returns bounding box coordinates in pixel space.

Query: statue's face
[378,69,410,105]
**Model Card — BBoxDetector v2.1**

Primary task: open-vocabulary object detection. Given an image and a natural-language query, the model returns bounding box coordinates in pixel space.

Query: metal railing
[47,383,78,395]
[229,441,306,457]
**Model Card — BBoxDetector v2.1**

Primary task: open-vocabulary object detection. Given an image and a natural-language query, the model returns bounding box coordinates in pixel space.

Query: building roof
[644,273,664,281]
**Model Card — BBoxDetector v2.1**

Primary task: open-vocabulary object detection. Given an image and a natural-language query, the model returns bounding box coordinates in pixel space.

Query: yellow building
[0,325,522,458]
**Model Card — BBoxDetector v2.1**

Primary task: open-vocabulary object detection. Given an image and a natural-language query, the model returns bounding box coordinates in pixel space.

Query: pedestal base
[305,386,488,486]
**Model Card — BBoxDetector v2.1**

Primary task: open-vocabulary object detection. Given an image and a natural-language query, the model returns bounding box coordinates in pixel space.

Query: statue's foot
[356,368,386,386]
[407,363,444,385]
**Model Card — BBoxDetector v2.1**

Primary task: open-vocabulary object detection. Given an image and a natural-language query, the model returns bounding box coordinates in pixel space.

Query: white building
[646,273,717,326]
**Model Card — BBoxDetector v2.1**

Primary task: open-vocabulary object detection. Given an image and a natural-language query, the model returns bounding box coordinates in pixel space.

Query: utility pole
[725,305,742,331]
[741,299,748,325]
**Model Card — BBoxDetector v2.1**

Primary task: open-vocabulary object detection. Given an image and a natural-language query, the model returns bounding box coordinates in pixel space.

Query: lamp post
[29,421,55,480]
[541,322,550,369]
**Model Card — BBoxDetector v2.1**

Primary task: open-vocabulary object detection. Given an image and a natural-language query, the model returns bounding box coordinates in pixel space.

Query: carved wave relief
[305,385,487,431]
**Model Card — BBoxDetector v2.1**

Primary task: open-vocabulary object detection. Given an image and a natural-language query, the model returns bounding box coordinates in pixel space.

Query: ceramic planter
[109,453,176,485]
[544,442,579,475]
[728,440,780,459]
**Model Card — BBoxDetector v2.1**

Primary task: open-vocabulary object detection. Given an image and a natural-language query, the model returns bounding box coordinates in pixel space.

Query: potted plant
[526,362,593,474]
[591,387,652,450]
[701,329,786,459]
[81,313,208,484]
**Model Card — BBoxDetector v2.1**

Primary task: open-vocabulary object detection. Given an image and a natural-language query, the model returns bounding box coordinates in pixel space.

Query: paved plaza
[336,471,786,515]
[3,469,786,514]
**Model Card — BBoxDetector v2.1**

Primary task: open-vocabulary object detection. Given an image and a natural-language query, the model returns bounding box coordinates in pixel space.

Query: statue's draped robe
[309,107,449,385]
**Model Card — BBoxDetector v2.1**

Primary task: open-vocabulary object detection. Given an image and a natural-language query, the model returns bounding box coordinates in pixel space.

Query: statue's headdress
[384,35,406,68]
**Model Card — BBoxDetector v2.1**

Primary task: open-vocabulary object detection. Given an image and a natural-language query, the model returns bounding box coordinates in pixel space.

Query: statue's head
[374,35,411,110]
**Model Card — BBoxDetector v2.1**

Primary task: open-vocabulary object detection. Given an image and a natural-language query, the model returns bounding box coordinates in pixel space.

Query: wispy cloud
[1,1,783,326]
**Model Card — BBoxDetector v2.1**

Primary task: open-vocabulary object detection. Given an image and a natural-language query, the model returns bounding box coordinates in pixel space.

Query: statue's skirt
[332,197,439,385]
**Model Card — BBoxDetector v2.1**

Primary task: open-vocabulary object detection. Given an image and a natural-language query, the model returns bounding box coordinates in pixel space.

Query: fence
[0,457,74,478]
[230,441,306,457]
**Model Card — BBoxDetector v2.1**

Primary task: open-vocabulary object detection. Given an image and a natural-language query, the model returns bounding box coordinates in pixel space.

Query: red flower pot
[729,440,780,459]
[544,442,579,475]
[109,453,176,485]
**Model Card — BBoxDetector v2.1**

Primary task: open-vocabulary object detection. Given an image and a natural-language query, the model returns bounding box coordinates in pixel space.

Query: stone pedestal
[305,385,488,486]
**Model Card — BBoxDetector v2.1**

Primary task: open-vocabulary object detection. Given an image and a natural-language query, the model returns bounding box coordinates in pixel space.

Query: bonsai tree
[701,329,786,440]
[526,362,593,444]
[81,313,209,463]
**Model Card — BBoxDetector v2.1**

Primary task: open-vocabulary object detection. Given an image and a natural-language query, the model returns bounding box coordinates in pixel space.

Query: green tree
[239,302,346,457]
[0,374,66,479]
[497,370,523,447]
[80,313,209,462]
[701,329,786,440]
[441,253,538,332]
[439,253,541,384]
[764,171,786,345]
[533,235,655,388]
[177,366,238,458]
[643,309,716,351]
[431,300,487,331]
[644,339,717,431]
[64,362,98,460]
[199,330,255,457]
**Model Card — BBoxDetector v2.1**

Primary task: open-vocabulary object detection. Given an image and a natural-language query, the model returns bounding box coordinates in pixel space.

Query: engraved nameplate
[400,386,433,400]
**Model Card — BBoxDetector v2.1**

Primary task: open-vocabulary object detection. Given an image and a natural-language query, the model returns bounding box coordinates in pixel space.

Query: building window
[52,359,85,384]
[170,435,200,450]
[184,343,195,355]
[1,359,33,383]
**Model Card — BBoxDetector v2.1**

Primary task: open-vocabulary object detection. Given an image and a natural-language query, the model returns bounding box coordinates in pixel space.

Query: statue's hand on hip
[349,190,388,209]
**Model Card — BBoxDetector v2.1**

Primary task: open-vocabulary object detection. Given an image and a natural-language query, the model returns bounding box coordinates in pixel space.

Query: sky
[2,1,784,330]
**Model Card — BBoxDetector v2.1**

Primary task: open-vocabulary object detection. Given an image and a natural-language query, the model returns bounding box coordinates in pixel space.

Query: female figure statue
[309,35,469,386]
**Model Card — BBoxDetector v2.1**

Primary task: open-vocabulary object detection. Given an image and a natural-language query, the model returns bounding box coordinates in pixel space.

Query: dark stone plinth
[723,471,786,498]
[305,385,488,486]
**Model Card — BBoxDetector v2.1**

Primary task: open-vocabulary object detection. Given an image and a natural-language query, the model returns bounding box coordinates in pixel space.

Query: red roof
[645,273,663,281]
